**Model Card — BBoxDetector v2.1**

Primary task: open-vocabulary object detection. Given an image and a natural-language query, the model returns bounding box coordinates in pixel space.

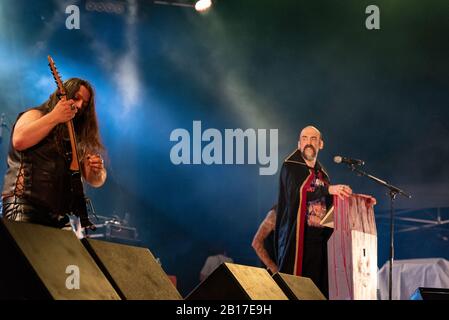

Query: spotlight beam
[152,0,212,12]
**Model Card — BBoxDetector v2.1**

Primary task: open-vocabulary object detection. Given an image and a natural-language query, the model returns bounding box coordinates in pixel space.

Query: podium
[322,194,377,300]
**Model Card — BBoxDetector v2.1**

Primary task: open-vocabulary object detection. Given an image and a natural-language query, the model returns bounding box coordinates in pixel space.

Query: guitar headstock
[47,55,66,96]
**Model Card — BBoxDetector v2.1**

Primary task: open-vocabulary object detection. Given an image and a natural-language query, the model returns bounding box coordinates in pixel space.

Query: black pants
[1,197,70,229]
[302,226,333,298]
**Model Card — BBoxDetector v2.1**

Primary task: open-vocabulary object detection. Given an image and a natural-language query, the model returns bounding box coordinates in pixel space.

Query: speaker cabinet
[410,287,449,300]
[0,219,120,300]
[82,238,182,300]
[186,262,288,300]
[272,272,326,300]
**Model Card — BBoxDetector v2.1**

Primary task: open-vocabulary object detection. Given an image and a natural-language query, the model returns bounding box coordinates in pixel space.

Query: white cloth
[200,254,233,279]
[378,258,449,300]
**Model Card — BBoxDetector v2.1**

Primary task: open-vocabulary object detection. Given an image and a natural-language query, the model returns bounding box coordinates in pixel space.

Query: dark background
[0,0,448,296]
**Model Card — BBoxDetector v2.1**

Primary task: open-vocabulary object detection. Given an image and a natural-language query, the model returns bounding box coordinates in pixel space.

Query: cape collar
[284,149,329,178]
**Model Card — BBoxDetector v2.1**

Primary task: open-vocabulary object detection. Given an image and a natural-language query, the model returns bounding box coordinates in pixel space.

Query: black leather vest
[2,107,72,214]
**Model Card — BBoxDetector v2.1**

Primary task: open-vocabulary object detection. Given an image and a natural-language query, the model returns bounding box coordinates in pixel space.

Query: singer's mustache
[304,144,316,153]
[301,144,317,161]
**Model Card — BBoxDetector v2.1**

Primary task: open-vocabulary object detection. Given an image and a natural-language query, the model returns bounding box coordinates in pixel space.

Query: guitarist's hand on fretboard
[50,97,78,124]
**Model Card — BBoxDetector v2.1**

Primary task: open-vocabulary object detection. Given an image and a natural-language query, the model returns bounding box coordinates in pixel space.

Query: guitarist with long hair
[1,77,106,228]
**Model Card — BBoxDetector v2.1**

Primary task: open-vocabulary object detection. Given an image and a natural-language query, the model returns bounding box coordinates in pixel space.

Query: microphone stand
[345,164,411,300]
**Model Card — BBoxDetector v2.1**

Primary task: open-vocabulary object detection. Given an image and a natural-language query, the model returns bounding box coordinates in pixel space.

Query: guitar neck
[66,120,81,171]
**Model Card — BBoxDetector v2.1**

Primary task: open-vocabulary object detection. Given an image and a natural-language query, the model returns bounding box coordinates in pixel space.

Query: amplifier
[88,218,139,245]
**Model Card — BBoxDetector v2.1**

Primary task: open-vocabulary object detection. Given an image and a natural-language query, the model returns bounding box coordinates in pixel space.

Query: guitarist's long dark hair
[43,78,105,160]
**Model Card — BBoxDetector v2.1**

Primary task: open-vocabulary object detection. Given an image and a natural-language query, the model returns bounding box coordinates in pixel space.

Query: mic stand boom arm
[345,164,411,301]
[348,164,411,199]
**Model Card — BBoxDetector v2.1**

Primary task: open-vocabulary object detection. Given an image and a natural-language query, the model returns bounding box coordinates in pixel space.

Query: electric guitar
[47,55,96,230]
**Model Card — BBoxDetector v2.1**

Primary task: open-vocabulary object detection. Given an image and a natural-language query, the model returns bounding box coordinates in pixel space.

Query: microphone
[334,155,365,166]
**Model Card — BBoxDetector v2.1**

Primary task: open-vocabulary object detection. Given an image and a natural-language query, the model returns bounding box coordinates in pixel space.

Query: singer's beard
[301,145,316,161]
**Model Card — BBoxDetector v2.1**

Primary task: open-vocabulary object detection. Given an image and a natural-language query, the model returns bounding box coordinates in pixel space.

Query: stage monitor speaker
[272,272,326,300]
[410,287,449,300]
[0,219,120,300]
[186,262,288,300]
[82,238,182,300]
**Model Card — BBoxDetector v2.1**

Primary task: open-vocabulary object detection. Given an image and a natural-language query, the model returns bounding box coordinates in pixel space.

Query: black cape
[274,149,333,275]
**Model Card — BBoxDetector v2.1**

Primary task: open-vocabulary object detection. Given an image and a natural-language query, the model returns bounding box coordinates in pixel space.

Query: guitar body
[69,170,93,229]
